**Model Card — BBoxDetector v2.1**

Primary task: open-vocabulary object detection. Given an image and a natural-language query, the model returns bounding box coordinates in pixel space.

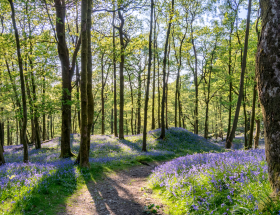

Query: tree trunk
[9,0,28,162]
[157,39,161,129]
[43,76,46,141]
[226,0,252,148]
[86,0,93,158]
[151,3,156,130]
[191,22,198,135]
[79,0,90,168]
[76,64,81,131]
[0,121,4,165]
[7,120,10,146]
[101,53,105,135]
[165,44,171,130]
[113,7,118,137]
[111,108,113,134]
[256,0,280,196]
[31,70,41,149]
[54,0,80,158]
[254,119,260,149]
[243,93,248,149]
[128,74,134,135]
[137,73,142,134]
[143,0,154,151]
[160,0,174,139]
[117,9,125,140]
[248,83,257,149]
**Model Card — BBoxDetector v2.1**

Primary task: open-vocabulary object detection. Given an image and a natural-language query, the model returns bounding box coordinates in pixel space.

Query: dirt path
[59,162,166,215]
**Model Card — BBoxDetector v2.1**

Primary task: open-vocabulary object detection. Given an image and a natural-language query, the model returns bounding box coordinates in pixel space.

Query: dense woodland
[1,0,280,212]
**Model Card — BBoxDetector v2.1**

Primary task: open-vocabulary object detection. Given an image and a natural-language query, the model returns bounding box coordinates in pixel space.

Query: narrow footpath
[58,162,166,215]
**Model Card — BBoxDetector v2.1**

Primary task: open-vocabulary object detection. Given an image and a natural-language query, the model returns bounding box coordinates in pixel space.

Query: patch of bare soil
[59,162,167,215]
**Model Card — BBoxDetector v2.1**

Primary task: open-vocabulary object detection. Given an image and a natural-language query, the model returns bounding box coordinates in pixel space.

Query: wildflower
[192,205,199,210]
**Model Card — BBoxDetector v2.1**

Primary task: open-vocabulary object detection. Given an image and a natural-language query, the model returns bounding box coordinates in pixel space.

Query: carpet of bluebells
[0,127,223,214]
[149,149,278,214]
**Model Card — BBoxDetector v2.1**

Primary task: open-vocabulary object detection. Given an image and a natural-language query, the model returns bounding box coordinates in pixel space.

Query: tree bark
[86,0,93,159]
[226,0,252,148]
[79,0,90,168]
[256,0,280,196]
[160,0,174,139]
[143,0,154,151]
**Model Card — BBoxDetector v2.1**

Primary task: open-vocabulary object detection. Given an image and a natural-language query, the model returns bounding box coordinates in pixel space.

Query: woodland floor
[58,162,166,215]
[57,134,265,215]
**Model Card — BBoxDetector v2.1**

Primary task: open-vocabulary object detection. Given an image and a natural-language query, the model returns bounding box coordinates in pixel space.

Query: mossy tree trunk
[256,0,280,196]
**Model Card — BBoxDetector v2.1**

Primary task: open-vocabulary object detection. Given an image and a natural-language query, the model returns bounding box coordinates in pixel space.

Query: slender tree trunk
[243,93,248,149]
[101,53,105,135]
[227,33,233,140]
[160,0,174,139]
[151,2,156,130]
[113,7,118,137]
[128,74,134,135]
[76,64,81,131]
[165,44,171,130]
[226,0,252,148]
[248,83,257,149]
[254,118,260,149]
[31,71,41,149]
[126,112,128,136]
[7,120,10,146]
[157,34,161,129]
[0,120,4,165]
[191,24,198,135]
[111,108,113,134]
[137,73,142,134]
[9,0,28,162]
[256,0,280,196]
[143,0,154,151]
[79,0,90,168]
[43,76,46,141]
[50,115,53,138]
[117,10,125,140]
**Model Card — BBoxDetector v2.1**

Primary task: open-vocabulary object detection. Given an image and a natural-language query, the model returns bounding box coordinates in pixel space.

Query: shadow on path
[63,163,165,215]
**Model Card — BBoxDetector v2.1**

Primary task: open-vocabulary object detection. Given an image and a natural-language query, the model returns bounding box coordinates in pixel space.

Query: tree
[8,0,28,163]
[142,0,154,151]
[52,0,81,158]
[79,0,90,168]
[256,0,280,197]
[159,0,174,139]
[226,0,252,148]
